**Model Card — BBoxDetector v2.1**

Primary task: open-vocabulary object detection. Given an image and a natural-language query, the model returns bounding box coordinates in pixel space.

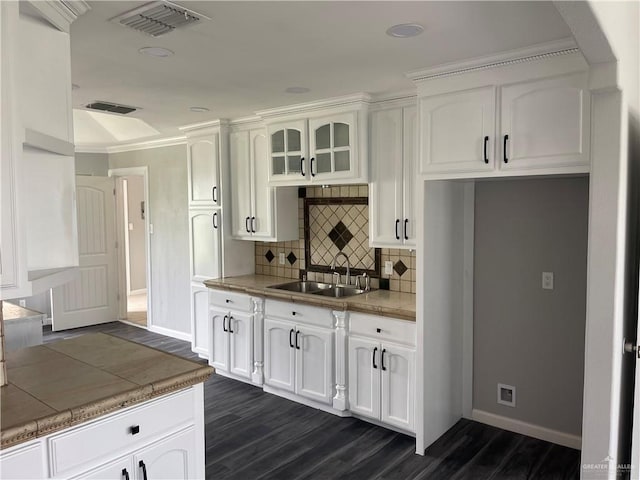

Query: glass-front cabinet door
[309,112,357,181]
[267,119,308,185]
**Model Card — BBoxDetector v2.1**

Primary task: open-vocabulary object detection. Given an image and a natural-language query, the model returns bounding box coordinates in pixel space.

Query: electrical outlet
[279,253,286,265]
[542,272,554,290]
[384,261,393,275]
[497,383,516,407]
[19,299,26,308]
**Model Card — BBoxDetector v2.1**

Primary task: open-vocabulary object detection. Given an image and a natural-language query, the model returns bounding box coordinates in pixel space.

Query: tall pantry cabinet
[181,121,254,357]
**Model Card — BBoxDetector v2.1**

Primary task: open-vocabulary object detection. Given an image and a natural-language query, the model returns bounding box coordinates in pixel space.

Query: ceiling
[70,1,574,147]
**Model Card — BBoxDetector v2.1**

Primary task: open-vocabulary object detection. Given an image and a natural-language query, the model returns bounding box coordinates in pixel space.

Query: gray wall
[473,177,589,436]
[125,175,146,292]
[75,152,109,176]
[109,144,190,336]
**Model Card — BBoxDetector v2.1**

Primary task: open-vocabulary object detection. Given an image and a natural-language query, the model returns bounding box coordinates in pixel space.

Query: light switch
[384,261,393,275]
[279,253,286,265]
[128,223,134,231]
[542,272,554,290]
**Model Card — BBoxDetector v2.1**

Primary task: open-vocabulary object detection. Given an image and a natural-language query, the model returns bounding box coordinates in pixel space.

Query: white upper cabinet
[187,135,220,208]
[370,105,417,249]
[499,73,590,172]
[230,126,298,241]
[267,120,308,185]
[262,94,369,186]
[419,86,496,175]
[417,72,590,179]
[308,112,358,182]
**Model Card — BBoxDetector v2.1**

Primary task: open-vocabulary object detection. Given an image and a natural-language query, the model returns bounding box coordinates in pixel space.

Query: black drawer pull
[395,219,400,240]
[212,185,218,203]
[122,468,130,480]
[212,212,218,229]
[503,135,509,163]
[300,157,305,176]
[251,216,256,233]
[381,349,387,371]
[295,330,301,350]
[404,219,409,240]
[245,216,251,233]
[289,328,295,348]
[223,315,228,332]
[228,316,234,334]
[372,347,378,369]
[310,157,316,177]
[129,425,140,435]
[483,136,489,164]
[139,460,148,480]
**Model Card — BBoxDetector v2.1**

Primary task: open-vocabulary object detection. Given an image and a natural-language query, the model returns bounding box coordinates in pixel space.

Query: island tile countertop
[204,274,416,321]
[1,333,213,449]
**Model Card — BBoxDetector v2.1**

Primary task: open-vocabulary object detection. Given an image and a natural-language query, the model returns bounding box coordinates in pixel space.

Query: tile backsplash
[254,185,416,294]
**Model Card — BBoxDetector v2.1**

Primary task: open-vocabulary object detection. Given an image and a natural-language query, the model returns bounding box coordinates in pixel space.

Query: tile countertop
[1,333,213,449]
[203,275,416,321]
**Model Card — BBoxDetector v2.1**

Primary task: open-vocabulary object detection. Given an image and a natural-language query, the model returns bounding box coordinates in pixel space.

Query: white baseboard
[148,324,192,343]
[128,289,147,296]
[471,409,582,450]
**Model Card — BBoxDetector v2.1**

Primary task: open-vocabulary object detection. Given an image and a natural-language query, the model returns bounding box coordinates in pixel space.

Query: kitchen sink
[312,285,367,298]
[267,281,333,293]
[267,281,370,298]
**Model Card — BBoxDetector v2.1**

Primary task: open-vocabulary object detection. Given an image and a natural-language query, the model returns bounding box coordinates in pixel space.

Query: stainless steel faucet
[331,252,351,285]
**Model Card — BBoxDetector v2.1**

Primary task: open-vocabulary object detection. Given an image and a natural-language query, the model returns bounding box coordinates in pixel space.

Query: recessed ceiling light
[386,23,424,38]
[285,86,310,94]
[189,107,210,113]
[138,46,174,58]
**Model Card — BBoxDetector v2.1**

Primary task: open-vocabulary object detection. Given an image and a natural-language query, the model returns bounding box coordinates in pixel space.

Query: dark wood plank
[43,322,581,480]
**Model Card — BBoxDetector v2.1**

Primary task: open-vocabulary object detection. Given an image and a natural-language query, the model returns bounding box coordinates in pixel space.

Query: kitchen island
[0,333,213,479]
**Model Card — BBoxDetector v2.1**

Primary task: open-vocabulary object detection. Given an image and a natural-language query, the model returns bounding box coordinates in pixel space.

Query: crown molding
[22,0,91,32]
[178,119,230,136]
[75,136,187,155]
[256,92,372,120]
[229,115,263,128]
[407,38,580,83]
[368,89,417,110]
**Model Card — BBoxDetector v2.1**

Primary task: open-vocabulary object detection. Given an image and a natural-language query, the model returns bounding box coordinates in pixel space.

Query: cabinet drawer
[349,313,416,346]
[265,299,334,329]
[48,388,195,477]
[209,289,253,312]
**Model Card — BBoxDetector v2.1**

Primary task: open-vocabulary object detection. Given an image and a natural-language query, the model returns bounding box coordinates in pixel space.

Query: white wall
[124,175,146,293]
[109,144,191,337]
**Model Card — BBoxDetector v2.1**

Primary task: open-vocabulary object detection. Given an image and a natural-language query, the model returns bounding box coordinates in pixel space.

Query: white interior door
[52,176,118,331]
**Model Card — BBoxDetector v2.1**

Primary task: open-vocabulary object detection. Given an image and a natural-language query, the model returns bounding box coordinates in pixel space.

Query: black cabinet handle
[395,219,400,240]
[300,157,305,176]
[310,157,316,177]
[503,135,509,163]
[228,316,234,334]
[245,216,250,233]
[295,330,301,350]
[212,185,218,203]
[223,315,228,332]
[289,328,295,348]
[129,425,140,435]
[212,212,218,229]
[139,461,148,480]
[404,219,409,240]
[122,468,130,480]
[251,217,256,233]
[483,136,489,164]
[372,347,378,369]
[381,349,387,371]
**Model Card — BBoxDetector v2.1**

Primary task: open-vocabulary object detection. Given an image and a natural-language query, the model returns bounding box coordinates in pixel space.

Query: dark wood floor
[44,323,581,479]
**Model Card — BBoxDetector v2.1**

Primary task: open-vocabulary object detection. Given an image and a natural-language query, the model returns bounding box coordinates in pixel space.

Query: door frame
[108,167,152,328]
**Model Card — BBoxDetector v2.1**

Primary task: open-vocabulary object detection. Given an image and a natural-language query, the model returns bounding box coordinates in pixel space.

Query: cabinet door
[190,285,209,356]
[402,106,417,248]
[380,343,415,432]
[189,209,221,281]
[133,427,196,480]
[267,120,308,185]
[348,336,380,420]
[264,317,295,392]
[0,442,46,480]
[187,136,220,207]
[229,130,253,239]
[250,128,275,239]
[309,112,357,182]
[295,324,334,405]
[500,73,590,173]
[209,307,229,373]
[369,108,403,248]
[229,312,253,379]
[420,86,495,174]
[69,455,134,480]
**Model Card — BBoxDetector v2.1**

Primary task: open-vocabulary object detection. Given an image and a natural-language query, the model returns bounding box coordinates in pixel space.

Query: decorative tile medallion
[286,251,297,265]
[265,250,275,263]
[393,260,408,277]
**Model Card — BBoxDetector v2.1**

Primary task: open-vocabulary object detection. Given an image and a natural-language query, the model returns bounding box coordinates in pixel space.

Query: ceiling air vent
[109,1,208,37]
[85,101,138,115]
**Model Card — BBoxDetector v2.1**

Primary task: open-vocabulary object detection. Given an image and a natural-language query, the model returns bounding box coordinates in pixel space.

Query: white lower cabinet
[0,386,205,480]
[264,317,334,405]
[209,306,254,380]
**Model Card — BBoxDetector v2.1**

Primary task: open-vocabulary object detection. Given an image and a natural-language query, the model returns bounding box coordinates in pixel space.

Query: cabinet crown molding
[22,0,90,32]
[179,119,229,135]
[407,38,580,83]
[256,92,371,120]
